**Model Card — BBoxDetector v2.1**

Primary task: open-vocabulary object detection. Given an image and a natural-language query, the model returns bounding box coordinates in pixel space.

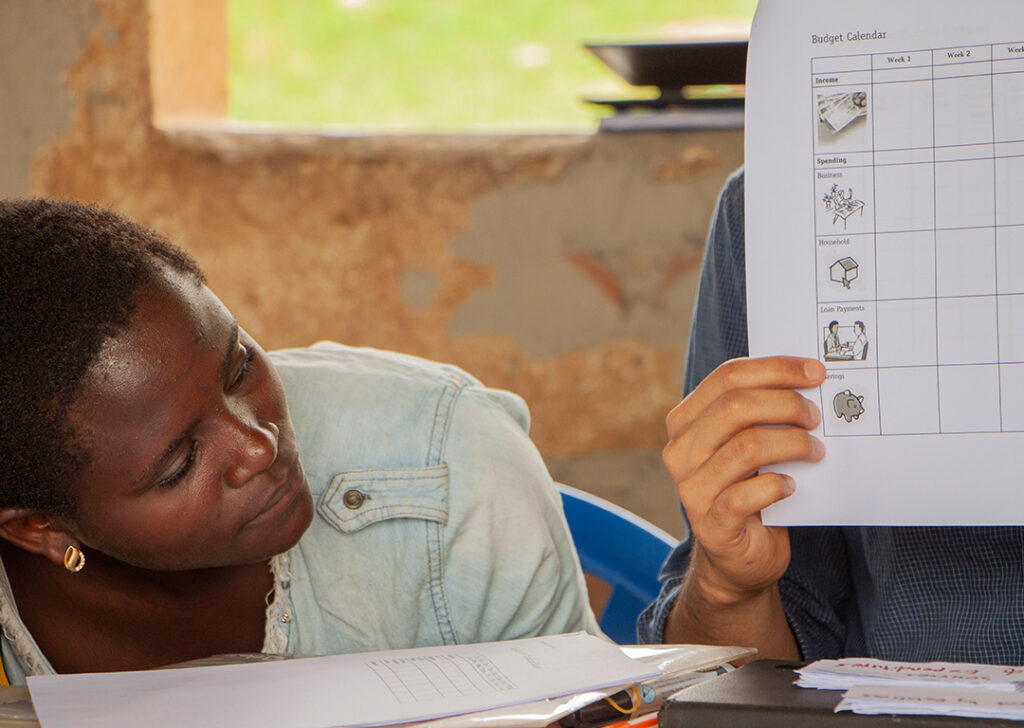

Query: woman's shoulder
[269,341,528,430]
[269,341,481,387]
[268,342,531,493]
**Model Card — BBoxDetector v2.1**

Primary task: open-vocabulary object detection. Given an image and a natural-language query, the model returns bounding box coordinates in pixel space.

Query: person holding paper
[639,169,1024,664]
[0,199,600,685]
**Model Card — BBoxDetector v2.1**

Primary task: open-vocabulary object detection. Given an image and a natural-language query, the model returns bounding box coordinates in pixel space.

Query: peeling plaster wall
[449,138,727,358]
[2,0,744,536]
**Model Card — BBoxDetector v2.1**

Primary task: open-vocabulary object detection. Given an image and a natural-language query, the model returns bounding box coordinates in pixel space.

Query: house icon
[830,257,859,289]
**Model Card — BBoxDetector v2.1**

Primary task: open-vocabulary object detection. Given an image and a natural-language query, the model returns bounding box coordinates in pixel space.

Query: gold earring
[63,545,85,573]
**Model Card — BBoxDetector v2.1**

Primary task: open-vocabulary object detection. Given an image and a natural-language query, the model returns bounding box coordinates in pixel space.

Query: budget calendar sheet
[746,0,1024,524]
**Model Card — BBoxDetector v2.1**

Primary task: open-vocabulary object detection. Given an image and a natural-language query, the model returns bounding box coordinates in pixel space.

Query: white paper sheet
[837,683,1024,720]
[745,0,1024,524]
[796,657,1024,691]
[26,632,659,728]
[398,644,756,728]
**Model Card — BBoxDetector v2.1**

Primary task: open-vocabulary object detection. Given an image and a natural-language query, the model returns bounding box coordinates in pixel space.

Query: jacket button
[343,489,366,509]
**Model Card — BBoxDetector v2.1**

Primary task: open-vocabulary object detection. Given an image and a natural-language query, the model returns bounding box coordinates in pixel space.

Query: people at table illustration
[823,320,869,361]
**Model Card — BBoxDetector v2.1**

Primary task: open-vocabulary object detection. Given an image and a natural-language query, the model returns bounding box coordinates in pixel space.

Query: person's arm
[440,384,603,642]
[661,356,824,660]
[640,169,752,647]
[668,562,796,660]
[640,169,835,660]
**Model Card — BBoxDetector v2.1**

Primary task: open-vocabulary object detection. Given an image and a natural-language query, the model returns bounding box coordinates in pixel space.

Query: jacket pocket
[316,464,450,533]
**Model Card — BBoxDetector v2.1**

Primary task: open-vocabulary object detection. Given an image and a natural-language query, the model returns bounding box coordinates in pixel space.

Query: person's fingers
[662,387,820,483]
[666,356,825,439]
[680,426,824,518]
[660,355,827,572]
[692,472,794,549]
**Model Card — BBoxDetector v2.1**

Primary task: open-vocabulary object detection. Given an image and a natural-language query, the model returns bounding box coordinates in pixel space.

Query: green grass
[229,0,757,131]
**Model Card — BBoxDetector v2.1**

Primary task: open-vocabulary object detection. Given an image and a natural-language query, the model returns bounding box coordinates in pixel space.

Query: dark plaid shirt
[638,169,1024,662]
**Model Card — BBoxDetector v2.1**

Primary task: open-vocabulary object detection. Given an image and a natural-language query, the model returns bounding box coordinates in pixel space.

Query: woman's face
[59,268,314,571]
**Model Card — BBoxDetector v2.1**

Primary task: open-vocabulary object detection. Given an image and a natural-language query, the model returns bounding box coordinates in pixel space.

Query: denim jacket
[0,342,600,683]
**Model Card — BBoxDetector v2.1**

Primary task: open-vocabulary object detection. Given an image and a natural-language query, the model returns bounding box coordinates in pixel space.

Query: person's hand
[663,356,825,607]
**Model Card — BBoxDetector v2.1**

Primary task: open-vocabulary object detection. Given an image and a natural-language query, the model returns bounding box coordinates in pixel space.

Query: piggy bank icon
[833,389,865,422]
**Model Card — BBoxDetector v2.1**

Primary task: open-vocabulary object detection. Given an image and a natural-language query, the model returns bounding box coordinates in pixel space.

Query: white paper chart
[745,0,1024,525]
[27,632,658,728]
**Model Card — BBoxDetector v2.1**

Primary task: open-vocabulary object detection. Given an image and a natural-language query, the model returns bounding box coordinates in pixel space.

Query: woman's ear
[0,509,78,568]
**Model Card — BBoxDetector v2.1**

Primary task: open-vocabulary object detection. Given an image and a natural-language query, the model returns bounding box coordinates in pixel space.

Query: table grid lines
[812,40,1024,436]
[366,654,515,705]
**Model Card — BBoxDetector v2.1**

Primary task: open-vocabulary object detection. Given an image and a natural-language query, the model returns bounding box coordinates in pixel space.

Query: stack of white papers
[797,658,1024,721]
[402,644,755,728]
[837,684,1024,721]
[27,632,659,728]
[796,658,1024,691]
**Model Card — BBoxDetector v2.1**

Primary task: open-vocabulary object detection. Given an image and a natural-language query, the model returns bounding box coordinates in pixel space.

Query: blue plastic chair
[557,483,679,644]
